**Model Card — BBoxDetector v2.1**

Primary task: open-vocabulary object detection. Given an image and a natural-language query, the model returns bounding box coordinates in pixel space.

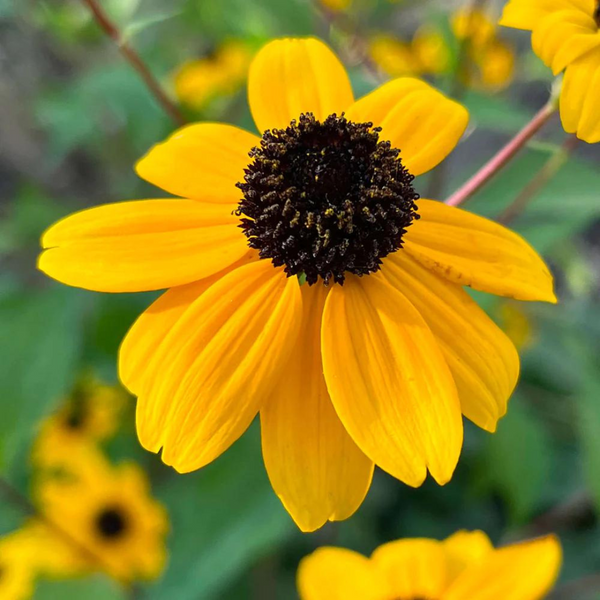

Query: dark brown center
[237,113,419,285]
[95,506,128,540]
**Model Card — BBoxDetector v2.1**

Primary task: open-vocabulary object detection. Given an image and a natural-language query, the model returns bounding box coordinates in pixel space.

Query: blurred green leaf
[478,400,552,523]
[34,575,126,600]
[0,286,87,474]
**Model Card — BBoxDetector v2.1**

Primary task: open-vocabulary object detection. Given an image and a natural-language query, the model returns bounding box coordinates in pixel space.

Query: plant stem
[445,102,557,208]
[498,135,578,225]
[80,0,186,127]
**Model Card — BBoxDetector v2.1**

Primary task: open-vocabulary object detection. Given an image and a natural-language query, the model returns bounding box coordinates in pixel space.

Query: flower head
[0,533,36,600]
[33,374,126,469]
[500,0,600,142]
[34,449,167,582]
[39,37,556,532]
[297,531,562,600]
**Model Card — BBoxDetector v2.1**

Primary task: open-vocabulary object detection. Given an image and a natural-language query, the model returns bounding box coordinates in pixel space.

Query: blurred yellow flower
[413,9,515,91]
[498,302,534,351]
[0,533,36,600]
[39,37,555,532]
[320,0,352,10]
[369,34,418,77]
[173,40,252,111]
[500,0,600,143]
[33,375,126,469]
[35,450,167,582]
[298,530,562,600]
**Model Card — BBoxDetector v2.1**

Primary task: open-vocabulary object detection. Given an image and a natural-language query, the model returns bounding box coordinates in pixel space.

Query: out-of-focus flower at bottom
[297,530,562,600]
[0,533,36,600]
[173,40,252,111]
[34,449,168,583]
[32,374,126,469]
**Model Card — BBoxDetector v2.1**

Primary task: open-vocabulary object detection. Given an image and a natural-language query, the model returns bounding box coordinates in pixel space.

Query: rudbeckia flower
[35,450,167,582]
[500,0,600,143]
[33,375,126,469]
[298,531,562,600]
[369,34,419,78]
[0,533,36,600]
[173,40,252,111]
[39,37,556,532]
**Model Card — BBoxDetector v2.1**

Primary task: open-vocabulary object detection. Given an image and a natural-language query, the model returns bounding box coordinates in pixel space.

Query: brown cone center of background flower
[595,0,600,27]
[236,113,419,285]
[95,506,128,540]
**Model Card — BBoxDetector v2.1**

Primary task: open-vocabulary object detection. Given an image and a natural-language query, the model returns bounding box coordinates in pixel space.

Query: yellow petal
[531,8,600,74]
[135,260,302,471]
[443,535,562,600]
[261,284,374,532]
[442,530,494,581]
[371,539,448,598]
[404,199,556,303]
[321,274,463,487]
[500,0,594,30]
[119,253,257,395]
[561,46,600,143]
[248,38,354,133]
[346,78,468,176]
[39,199,248,293]
[136,123,258,202]
[297,548,390,600]
[382,252,519,433]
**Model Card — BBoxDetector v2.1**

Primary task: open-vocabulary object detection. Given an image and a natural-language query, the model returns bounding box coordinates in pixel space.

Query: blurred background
[1,0,600,598]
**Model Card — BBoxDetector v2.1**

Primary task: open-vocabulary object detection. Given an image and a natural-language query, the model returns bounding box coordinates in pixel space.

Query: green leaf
[0,285,87,474]
[34,575,127,600]
[478,400,552,523]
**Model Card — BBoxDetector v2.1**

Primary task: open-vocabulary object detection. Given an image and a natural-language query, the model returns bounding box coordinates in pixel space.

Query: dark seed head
[595,1,600,27]
[95,506,127,540]
[236,113,419,285]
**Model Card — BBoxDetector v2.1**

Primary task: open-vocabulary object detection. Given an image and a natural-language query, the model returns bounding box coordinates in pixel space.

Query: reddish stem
[81,0,186,127]
[445,103,556,208]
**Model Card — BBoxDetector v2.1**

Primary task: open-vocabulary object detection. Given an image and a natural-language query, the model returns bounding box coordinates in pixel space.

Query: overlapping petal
[345,78,469,176]
[321,274,463,487]
[443,535,562,600]
[561,46,600,143]
[371,539,448,599]
[39,200,248,293]
[297,548,389,600]
[260,285,374,533]
[404,200,556,302]
[136,123,258,202]
[500,0,595,31]
[531,8,600,73]
[134,260,302,471]
[442,530,494,581]
[119,253,256,394]
[248,37,354,133]
[382,252,519,432]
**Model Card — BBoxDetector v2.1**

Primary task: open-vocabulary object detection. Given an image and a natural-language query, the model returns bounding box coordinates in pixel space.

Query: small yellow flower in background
[498,302,534,351]
[39,37,556,532]
[298,530,562,600]
[173,40,252,111]
[369,34,419,78]
[500,0,600,143]
[412,25,452,75]
[0,533,36,600]
[319,0,352,11]
[33,374,126,469]
[35,448,167,583]
[413,9,515,91]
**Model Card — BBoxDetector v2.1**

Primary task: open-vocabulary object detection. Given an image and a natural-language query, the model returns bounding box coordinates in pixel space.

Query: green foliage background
[1,0,600,598]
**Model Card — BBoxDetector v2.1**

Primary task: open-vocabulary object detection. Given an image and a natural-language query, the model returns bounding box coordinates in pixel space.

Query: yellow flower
[39,37,556,532]
[320,0,352,11]
[297,530,562,600]
[173,40,251,111]
[500,0,600,142]
[412,25,451,74]
[33,375,126,469]
[472,38,516,90]
[452,8,497,48]
[369,34,419,78]
[35,450,167,583]
[0,533,36,600]
[498,302,534,351]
